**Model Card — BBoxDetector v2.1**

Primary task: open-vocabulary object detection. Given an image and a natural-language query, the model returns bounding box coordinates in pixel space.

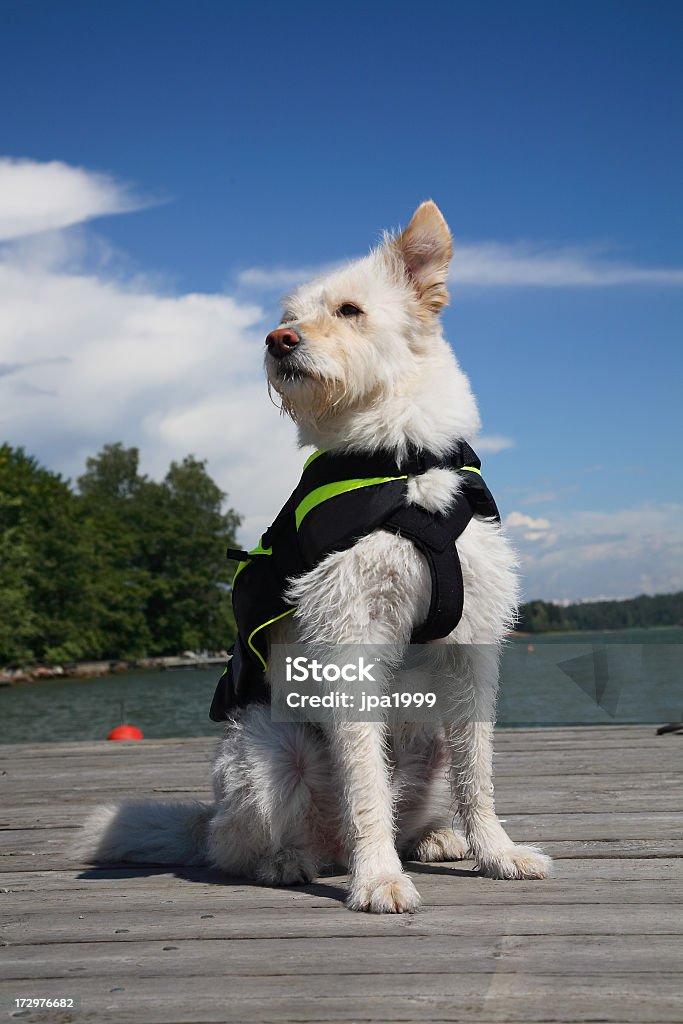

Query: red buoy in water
[107,725,144,741]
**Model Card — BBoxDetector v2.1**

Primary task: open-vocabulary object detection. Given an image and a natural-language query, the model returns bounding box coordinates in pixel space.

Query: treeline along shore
[517,592,683,633]
[0,442,240,671]
[2,443,682,682]
[0,653,229,685]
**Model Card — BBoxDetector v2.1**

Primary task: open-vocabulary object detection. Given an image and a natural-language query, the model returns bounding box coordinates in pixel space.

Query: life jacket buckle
[226,547,251,562]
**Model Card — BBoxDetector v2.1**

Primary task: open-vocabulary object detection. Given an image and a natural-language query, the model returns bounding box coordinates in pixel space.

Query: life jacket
[209,442,500,722]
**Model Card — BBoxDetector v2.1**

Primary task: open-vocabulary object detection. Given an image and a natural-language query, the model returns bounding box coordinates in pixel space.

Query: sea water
[1,628,681,744]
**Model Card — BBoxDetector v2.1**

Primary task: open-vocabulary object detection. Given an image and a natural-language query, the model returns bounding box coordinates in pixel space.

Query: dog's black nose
[265,327,301,359]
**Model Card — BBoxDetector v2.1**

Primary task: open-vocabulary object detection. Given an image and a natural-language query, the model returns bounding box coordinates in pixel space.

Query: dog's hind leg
[207,707,328,885]
[392,725,468,863]
[406,826,468,863]
[209,801,319,886]
[445,644,552,879]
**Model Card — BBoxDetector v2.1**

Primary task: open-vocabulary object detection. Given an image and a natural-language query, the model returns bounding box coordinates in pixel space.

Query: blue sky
[0,0,681,600]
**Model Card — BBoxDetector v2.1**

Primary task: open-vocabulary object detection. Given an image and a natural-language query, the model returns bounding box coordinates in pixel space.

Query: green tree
[140,455,241,653]
[77,444,240,657]
[0,445,96,663]
[0,494,36,663]
[77,444,156,658]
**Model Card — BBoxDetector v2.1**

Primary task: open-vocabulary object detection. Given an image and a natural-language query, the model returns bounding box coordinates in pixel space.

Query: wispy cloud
[0,157,152,241]
[236,265,331,292]
[475,434,515,454]
[510,503,683,601]
[507,512,552,531]
[506,510,553,543]
[451,241,683,288]
[520,490,562,504]
[237,242,683,296]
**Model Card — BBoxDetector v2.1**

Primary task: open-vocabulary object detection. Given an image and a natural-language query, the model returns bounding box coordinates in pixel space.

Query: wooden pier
[1,725,681,1022]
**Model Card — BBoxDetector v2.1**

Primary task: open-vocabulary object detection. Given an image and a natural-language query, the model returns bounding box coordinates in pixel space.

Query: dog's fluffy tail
[75,799,214,867]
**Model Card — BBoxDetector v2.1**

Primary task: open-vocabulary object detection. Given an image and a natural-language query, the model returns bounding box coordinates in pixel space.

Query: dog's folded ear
[391,200,453,315]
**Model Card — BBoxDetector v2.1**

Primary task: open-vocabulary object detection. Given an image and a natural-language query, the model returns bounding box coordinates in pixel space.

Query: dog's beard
[276,360,309,383]
[269,370,387,430]
[269,370,352,425]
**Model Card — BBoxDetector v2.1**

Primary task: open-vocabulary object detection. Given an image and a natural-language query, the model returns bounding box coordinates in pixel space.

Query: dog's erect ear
[391,201,453,314]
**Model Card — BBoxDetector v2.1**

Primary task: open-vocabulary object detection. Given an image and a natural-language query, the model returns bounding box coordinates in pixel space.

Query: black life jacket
[209,442,500,722]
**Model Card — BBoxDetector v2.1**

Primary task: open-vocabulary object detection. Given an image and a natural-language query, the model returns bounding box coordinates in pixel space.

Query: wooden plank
[3,933,682,980]
[501,810,683,841]
[9,863,683,927]
[3,838,683,872]
[3,751,678,789]
[1,730,677,761]
[1,867,679,909]
[0,725,675,762]
[3,771,682,815]
[0,972,681,1023]
[4,901,682,946]
[3,808,681,841]
[3,736,673,771]
[4,760,681,789]
[540,837,683,858]
[3,848,682,883]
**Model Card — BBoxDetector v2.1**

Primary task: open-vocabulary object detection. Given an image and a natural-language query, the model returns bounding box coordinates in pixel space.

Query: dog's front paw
[405,827,468,863]
[255,847,317,886]
[477,844,552,880]
[347,873,422,914]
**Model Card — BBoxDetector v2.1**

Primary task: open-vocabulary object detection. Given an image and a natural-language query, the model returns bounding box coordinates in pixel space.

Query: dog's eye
[280,312,296,325]
[336,303,363,318]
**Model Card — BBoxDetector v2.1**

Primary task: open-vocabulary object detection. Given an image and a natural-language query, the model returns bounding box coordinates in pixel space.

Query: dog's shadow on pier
[77,863,350,904]
[77,859,479,907]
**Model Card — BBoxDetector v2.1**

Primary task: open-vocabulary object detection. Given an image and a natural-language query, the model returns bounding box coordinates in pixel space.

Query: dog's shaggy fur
[79,202,551,912]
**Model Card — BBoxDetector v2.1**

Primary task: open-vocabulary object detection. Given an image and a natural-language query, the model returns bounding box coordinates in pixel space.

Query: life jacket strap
[226,547,251,562]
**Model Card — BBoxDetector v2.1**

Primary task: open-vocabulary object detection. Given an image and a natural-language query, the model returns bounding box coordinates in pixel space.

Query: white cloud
[236,265,328,292]
[0,239,306,538]
[521,490,562,504]
[506,511,553,544]
[0,157,149,241]
[0,160,305,541]
[511,503,683,601]
[0,236,305,540]
[506,511,552,532]
[475,434,515,454]
[451,241,683,288]
[237,242,683,296]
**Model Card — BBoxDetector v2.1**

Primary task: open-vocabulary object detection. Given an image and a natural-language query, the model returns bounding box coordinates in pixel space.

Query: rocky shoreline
[1,634,538,686]
[0,653,230,685]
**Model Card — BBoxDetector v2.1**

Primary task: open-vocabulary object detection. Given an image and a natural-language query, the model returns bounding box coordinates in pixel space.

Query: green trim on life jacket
[247,607,297,669]
[232,537,273,586]
[239,472,409,668]
[235,467,410,670]
[295,475,408,530]
[303,448,327,470]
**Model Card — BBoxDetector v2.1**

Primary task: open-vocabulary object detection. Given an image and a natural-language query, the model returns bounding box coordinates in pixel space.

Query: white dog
[80,202,551,913]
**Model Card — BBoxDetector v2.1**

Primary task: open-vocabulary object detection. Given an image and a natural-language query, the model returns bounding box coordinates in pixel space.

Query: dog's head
[265,201,479,453]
